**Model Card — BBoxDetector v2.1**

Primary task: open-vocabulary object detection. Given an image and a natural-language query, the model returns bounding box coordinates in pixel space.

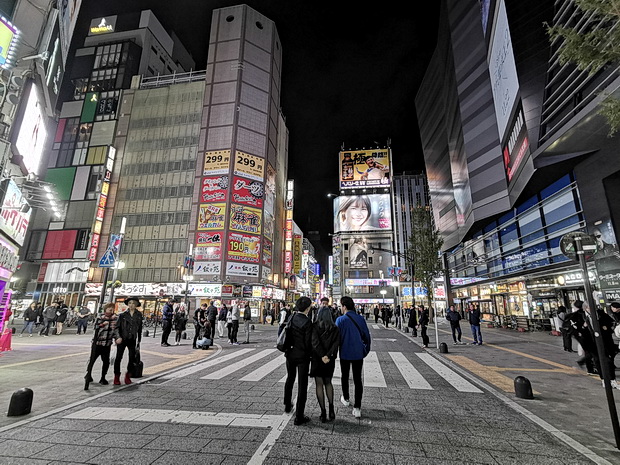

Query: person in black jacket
[193,303,207,349]
[446,305,463,344]
[419,305,430,348]
[55,300,68,335]
[206,300,218,339]
[283,296,313,426]
[310,306,340,422]
[468,302,483,345]
[114,297,143,385]
[407,306,418,336]
[161,297,176,347]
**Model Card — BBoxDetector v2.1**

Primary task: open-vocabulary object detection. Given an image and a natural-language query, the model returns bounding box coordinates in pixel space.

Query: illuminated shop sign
[0,17,19,69]
[88,146,115,261]
[339,149,390,189]
[89,16,117,35]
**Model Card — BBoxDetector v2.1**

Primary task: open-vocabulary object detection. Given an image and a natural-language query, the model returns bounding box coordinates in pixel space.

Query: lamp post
[184,244,194,310]
[108,217,126,304]
[380,289,387,307]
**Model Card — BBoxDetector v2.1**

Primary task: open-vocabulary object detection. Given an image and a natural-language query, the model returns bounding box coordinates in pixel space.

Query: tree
[406,207,444,311]
[546,0,620,136]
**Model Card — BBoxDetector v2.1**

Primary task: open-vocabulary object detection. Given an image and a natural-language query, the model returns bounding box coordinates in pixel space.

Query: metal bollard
[404,327,409,333]
[182,331,187,339]
[143,330,149,337]
[7,388,34,416]
[439,342,449,353]
[514,376,534,399]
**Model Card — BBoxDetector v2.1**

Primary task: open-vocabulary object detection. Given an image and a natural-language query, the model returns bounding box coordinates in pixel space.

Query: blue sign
[98,248,116,268]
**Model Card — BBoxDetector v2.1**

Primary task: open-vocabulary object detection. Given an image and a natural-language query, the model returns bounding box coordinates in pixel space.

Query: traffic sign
[560,232,598,261]
[98,248,116,268]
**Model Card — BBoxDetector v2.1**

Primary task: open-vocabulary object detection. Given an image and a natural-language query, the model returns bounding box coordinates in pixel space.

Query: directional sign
[98,247,116,268]
[560,232,598,261]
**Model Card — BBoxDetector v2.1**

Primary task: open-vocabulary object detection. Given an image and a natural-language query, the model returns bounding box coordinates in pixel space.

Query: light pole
[183,244,194,310]
[108,217,126,304]
[380,289,387,307]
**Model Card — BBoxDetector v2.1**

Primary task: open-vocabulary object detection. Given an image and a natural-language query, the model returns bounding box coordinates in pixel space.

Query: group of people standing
[191,300,253,348]
[281,296,371,425]
[19,300,91,337]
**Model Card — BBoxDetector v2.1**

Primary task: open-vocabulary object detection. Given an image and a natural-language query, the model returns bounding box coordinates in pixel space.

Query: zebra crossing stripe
[241,353,286,381]
[161,348,254,379]
[372,325,380,329]
[416,353,483,393]
[389,352,433,390]
[201,349,277,380]
[331,352,387,388]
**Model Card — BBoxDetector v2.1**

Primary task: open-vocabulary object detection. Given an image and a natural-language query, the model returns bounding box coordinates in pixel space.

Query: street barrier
[7,388,33,416]
[514,376,534,399]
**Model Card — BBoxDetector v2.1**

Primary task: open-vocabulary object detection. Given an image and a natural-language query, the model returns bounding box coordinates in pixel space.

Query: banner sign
[198,203,226,230]
[193,261,221,275]
[234,151,265,181]
[195,231,223,260]
[226,261,259,277]
[262,238,272,267]
[227,232,261,263]
[232,176,264,208]
[339,149,390,189]
[201,175,228,202]
[203,150,231,175]
[229,204,262,235]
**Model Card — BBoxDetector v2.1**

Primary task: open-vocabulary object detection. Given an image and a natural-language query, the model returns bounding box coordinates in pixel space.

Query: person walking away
[76,305,91,335]
[193,303,207,349]
[20,302,38,337]
[336,296,371,419]
[283,296,313,425]
[311,306,340,422]
[206,300,218,340]
[583,302,619,389]
[446,305,463,344]
[114,297,143,385]
[278,305,290,337]
[395,305,402,329]
[243,302,252,343]
[160,297,175,347]
[226,305,233,343]
[469,303,483,345]
[84,303,120,390]
[557,305,574,352]
[173,306,188,345]
[407,306,418,336]
[373,305,380,324]
[55,301,68,335]
[217,303,227,338]
[419,305,430,348]
[563,300,598,376]
[40,301,58,337]
[380,307,387,326]
[230,302,240,344]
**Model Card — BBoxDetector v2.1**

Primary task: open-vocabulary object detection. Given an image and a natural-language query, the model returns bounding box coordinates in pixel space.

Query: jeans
[340,359,364,408]
[40,318,54,335]
[230,320,239,343]
[471,324,482,343]
[114,338,137,375]
[21,321,35,335]
[244,320,251,342]
[451,323,462,343]
[284,359,310,419]
[76,319,88,334]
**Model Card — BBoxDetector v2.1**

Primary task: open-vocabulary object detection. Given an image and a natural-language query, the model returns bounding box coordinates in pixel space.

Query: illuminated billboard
[14,83,48,175]
[349,236,368,269]
[340,149,390,189]
[0,16,18,69]
[333,194,392,233]
[0,179,30,246]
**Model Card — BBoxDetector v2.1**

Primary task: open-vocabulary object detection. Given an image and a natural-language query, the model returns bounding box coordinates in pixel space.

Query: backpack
[276,316,293,352]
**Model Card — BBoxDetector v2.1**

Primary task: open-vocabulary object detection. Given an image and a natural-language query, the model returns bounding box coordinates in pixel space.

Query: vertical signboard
[88,147,115,261]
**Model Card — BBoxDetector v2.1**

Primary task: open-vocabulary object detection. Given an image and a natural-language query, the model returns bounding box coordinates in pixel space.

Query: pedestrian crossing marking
[201,349,276,380]
[240,353,285,381]
[372,325,380,329]
[362,351,387,388]
[162,348,254,379]
[389,352,433,390]
[416,353,482,393]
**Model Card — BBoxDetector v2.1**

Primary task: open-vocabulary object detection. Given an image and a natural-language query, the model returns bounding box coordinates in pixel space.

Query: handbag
[131,344,144,378]
[276,316,293,352]
[345,313,370,358]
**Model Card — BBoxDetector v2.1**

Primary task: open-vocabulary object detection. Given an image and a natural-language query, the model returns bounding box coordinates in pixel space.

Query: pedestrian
[407,306,418,336]
[34,302,43,330]
[446,304,463,344]
[226,305,234,343]
[283,296,313,425]
[76,305,91,335]
[55,301,68,335]
[468,303,483,345]
[373,305,379,324]
[40,301,58,337]
[160,297,175,347]
[230,301,240,344]
[278,304,290,337]
[114,297,143,385]
[419,305,430,348]
[394,305,402,329]
[206,300,218,340]
[270,307,276,325]
[19,301,38,337]
[583,301,619,389]
[217,303,227,338]
[563,300,598,376]
[336,296,371,419]
[173,305,188,345]
[310,306,340,422]
[84,303,120,390]
[243,301,252,344]
[380,306,387,326]
[193,303,207,349]
[557,305,573,352]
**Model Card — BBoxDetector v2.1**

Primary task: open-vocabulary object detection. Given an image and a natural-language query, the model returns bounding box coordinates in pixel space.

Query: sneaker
[340,395,350,407]
[19,334,22,337]
[29,334,33,337]
[233,342,240,345]
[612,380,620,390]
[478,342,483,345]
[352,408,362,418]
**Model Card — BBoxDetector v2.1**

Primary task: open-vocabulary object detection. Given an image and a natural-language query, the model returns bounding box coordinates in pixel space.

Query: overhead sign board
[89,16,117,35]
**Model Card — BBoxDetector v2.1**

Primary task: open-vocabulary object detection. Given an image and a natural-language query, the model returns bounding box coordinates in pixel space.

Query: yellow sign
[204,150,231,175]
[234,151,265,182]
[198,203,226,230]
[340,149,390,189]
[229,204,262,235]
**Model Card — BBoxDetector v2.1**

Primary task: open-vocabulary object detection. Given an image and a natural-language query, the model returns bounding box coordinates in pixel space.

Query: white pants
[217,320,226,337]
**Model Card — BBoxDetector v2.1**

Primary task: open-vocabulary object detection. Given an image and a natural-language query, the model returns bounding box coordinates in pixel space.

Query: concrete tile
[86,448,166,465]
[267,442,329,462]
[327,448,396,464]
[0,439,53,457]
[0,427,56,442]
[151,450,223,465]
[144,435,210,452]
[200,438,261,456]
[40,430,105,446]
[32,444,106,462]
[95,432,158,448]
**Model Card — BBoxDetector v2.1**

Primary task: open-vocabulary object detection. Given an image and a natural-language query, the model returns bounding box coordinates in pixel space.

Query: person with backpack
[242,302,252,344]
[278,304,291,337]
[206,300,218,340]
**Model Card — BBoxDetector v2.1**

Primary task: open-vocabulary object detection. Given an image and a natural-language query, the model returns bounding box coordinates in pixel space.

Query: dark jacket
[469,308,481,325]
[194,308,206,325]
[311,323,340,359]
[446,309,461,325]
[285,312,312,362]
[243,305,252,321]
[117,309,143,341]
[407,308,417,328]
[418,309,429,327]
[55,307,68,323]
[218,307,227,321]
[23,306,38,322]
[206,305,218,321]
[162,303,174,322]
[173,311,188,331]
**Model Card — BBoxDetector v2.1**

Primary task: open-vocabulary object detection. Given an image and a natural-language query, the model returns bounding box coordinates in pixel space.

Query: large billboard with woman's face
[333,194,392,233]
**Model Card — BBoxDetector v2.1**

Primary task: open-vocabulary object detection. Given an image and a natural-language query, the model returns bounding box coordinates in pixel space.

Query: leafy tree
[406,207,444,311]
[546,0,620,136]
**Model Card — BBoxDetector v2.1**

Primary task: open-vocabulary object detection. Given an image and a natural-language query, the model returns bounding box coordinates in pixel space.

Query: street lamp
[380,289,387,307]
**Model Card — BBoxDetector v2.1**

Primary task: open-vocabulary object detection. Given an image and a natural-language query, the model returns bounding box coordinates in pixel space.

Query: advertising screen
[0,16,18,69]
[340,149,390,189]
[0,179,30,246]
[333,194,392,233]
[15,83,48,175]
[349,236,369,269]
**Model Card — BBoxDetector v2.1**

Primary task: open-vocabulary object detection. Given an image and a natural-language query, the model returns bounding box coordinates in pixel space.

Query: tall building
[416,0,620,322]
[16,10,195,308]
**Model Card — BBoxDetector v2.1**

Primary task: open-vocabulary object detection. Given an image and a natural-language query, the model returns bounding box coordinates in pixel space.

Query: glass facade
[447,174,585,281]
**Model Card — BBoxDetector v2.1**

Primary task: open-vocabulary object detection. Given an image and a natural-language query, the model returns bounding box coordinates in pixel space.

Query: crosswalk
[161,347,482,393]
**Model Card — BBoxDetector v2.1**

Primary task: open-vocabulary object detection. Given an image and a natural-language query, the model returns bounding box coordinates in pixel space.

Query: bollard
[514,376,534,399]
[143,330,149,337]
[7,388,33,417]
[251,324,255,331]
[404,327,409,333]
[182,331,187,339]
[439,342,448,353]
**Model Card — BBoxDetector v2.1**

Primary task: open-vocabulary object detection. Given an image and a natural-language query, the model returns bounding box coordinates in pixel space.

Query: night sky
[73,0,440,255]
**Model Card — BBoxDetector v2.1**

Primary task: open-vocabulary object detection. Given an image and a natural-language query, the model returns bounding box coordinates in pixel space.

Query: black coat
[55,307,68,323]
[285,312,312,362]
[407,309,417,328]
[419,309,429,327]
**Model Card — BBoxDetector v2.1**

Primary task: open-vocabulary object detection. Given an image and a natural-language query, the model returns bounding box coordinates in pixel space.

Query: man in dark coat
[161,297,176,347]
[114,297,143,385]
[206,300,218,340]
[468,303,482,345]
[419,305,430,348]
[407,306,418,336]
[283,296,313,426]
[446,305,463,344]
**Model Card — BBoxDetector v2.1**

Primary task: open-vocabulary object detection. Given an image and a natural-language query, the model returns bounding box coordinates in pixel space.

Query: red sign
[201,175,228,202]
[232,176,264,208]
[194,231,223,260]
